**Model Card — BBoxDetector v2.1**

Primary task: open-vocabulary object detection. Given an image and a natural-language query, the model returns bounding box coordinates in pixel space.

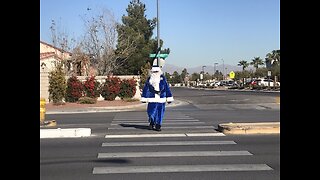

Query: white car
[255,79,280,86]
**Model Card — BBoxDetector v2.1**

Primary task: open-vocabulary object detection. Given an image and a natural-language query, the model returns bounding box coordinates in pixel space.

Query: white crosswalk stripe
[98,151,252,158]
[102,140,236,146]
[93,111,273,175]
[93,164,272,174]
[105,133,225,138]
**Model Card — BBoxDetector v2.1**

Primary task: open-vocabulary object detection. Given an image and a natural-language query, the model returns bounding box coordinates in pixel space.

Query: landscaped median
[217,122,280,135]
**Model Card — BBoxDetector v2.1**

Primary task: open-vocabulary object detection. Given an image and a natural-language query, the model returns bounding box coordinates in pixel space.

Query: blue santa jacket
[141,74,174,103]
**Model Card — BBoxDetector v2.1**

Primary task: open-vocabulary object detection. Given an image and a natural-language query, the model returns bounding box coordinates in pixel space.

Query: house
[40,41,73,102]
[40,41,72,72]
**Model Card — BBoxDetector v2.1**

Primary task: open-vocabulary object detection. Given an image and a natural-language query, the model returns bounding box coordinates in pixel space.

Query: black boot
[149,122,154,130]
[155,124,161,131]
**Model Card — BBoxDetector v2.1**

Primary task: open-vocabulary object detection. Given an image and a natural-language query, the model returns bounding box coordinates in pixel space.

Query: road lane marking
[97,151,252,158]
[113,117,194,120]
[107,126,214,130]
[93,164,273,174]
[105,133,225,138]
[185,132,225,136]
[110,122,205,126]
[112,119,200,123]
[102,140,236,147]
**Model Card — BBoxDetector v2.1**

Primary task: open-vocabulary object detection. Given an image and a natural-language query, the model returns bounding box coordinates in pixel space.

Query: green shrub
[48,62,67,104]
[119,78,137,99]
[65,76,83,102]
[101,76,121,101]
[78,97,97,104]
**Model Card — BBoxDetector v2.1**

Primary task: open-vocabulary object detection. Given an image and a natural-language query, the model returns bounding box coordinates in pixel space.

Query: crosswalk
[92,111,273,176]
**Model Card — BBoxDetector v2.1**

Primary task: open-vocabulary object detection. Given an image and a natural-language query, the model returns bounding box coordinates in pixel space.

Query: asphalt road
[40,87,280,180]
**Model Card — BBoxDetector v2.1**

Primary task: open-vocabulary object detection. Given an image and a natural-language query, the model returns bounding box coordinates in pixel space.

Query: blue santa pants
[147,102,166,125]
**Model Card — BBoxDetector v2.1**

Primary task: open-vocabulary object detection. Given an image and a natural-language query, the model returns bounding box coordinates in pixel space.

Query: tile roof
[40,52,62,61]
[40,40,72,55]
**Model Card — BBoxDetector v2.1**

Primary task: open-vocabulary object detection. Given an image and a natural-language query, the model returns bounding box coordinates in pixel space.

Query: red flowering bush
[119,78,137,99]
[83,76,101,98]
[100,76,121,101]
[65,76,83,102]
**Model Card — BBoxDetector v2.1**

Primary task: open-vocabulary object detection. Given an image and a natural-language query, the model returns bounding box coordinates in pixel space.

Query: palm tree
[250,57,264,71]
[265,50,280,67]
[238,60,249,71]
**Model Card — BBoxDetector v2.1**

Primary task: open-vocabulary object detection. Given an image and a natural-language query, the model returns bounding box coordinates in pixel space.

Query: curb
[217,122,280,135]
[40,128,91,138]
[46,100,186,114]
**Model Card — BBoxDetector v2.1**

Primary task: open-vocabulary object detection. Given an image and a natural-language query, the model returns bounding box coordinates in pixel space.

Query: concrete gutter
[40,128,91,138]
[218,122,280,135]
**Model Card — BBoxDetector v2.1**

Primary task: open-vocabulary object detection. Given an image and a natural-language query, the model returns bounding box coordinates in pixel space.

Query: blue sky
[40,0,280,68]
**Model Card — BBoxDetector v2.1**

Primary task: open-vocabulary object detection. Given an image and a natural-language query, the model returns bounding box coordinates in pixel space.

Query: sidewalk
[45,99,148,114]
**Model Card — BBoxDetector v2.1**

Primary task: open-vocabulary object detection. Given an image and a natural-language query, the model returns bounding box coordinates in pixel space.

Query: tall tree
[139,61,151,89]
[265,49,280,68]
[238,60,249,71]
[250,57,264,70]
[49,19,76,75]
[265,49,280,80]
[115,0,158,75]
[171,71,181,83]
[180,68,188,83]
[80,8,122,76]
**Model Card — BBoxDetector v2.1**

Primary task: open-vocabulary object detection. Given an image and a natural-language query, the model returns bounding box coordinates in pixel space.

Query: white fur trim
[140,97,148,102]
[140,97,167,103]
[166,97,174,102]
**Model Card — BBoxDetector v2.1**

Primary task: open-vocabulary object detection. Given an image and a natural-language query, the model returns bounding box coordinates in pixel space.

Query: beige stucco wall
[40,56,58,72]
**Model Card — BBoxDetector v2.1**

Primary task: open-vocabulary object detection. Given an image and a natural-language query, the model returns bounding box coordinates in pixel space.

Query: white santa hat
[153,58,165,68]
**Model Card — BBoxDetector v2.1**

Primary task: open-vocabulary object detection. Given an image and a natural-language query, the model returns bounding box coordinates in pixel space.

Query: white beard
[149,71,161,91]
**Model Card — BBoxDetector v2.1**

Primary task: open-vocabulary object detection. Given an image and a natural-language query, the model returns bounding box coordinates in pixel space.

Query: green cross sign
[149,54,169,58]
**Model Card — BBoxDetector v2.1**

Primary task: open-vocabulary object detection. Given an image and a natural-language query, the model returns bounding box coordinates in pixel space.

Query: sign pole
[157,0,160,66]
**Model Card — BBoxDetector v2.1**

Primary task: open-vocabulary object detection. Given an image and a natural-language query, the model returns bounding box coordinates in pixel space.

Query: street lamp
[225,67,228,79]
[213,63,218,79]
[200,65,206,84]
[221,59,225,80]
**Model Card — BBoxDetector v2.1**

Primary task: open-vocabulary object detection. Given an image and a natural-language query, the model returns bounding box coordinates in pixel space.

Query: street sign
[149,54,169,58]
[268,71,271,77]
[229,71,235,79]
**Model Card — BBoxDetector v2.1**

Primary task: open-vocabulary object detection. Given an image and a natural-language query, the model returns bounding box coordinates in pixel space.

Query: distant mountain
[162,63,255,74]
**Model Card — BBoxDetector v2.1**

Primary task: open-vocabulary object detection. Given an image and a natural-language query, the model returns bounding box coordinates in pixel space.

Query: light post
[201,65,206,84]
[213,63,218,79]
[225,67,228,79]
[222,59,225,80]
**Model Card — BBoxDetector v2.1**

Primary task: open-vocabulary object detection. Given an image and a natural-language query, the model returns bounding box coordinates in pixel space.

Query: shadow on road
[119,123,149,130]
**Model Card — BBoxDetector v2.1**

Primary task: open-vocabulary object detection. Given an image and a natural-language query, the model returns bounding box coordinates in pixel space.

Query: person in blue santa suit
[140,66,174,131]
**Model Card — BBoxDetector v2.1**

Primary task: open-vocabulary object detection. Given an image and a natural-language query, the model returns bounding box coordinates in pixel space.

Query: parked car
[251,78,280,86]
